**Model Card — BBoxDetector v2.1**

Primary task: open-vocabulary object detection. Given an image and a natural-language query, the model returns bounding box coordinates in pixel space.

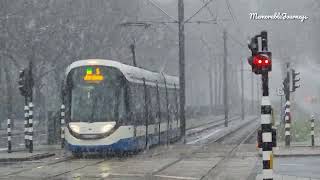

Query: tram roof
[66,59,179,88]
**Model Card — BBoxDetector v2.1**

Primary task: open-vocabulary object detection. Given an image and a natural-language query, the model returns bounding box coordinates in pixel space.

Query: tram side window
[148,86,158,124]
[175,88,180,120]
[168,89,176,121]
[130,83,145,124]
[116,87,126,123]
[159,87,167,122]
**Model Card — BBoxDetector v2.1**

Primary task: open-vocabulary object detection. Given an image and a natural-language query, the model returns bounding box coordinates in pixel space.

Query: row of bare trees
[0,0,247,128]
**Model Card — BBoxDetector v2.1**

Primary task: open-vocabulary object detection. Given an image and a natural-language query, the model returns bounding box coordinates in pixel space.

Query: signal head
[251,52,272,74]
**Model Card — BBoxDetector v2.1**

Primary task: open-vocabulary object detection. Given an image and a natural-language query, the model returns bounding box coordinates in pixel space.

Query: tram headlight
[101,124,114,133]
[69,124,80,134]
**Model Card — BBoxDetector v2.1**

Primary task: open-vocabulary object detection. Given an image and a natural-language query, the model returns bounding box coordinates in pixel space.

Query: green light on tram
[86,67,93,75]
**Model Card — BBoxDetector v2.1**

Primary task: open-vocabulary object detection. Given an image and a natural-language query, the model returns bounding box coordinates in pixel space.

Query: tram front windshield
[67,66,125,123]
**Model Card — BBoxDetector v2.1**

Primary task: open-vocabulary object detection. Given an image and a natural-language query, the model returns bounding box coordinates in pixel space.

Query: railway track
[186,115,239,137]
[151,117,259,179]
[199,120,259,180]
[0,117,258,180]
[214,118,259,144]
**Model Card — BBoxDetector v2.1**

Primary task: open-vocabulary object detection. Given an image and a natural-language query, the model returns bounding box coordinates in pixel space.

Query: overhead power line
[225,0,236,23]
[146,0,178,22]
[224,0,247,40]
[184,0,215,23]
[195,0,246,48]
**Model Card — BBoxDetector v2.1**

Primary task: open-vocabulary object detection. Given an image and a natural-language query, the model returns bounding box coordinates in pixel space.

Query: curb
[258,152,320,157]
[274,153,320,157]
[0,152,55,162]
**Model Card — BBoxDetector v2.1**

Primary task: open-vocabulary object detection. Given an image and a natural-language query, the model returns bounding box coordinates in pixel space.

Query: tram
[61,59,180,155]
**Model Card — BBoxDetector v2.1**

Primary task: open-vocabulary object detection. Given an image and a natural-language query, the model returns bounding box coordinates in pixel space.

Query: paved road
[273,156,320,179]
[248,155,320,180]
[0,117,258,180]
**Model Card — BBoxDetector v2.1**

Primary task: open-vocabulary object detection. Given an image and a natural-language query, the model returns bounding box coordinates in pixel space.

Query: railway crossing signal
[17,61,34,153]
[291,69,300,92]
[18,65,34,97]
[282,65,300,147]
[248,31,275,180]
[18,69,28,96]
[248,34,272,75]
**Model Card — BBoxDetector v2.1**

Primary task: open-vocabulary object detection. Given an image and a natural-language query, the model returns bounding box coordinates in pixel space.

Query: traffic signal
[250,52,272,74]
[291,69,300,92]
[247,32,272,74]
[18,66,34,97]
[18,69,27,96]
[282,76,289,91]
[247,37,259,67]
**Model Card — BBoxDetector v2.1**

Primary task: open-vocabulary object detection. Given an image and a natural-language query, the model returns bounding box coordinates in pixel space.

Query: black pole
[284,63,291,146]
[178,0,186,143]
[262,73,269,96]
[143,79,149,149]
[209,61,214,114]
[311,116,315,147]
[241,58,245,120]
[223,30,228,127]
[165,79,170,145]
[251,73,254,114]
[156,83,161,144]
[130,44,137,67]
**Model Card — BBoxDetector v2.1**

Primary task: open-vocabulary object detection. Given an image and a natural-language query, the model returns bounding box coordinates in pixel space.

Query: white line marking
[280,163,300,166]
[109,173,144,177]
[187,129,222,144]
[154,175,198,180]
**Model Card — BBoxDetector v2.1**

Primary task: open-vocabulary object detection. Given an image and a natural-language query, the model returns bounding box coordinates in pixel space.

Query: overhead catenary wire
[194,0,246,48]
[225,0,236,23]
[145,0,178,22]
[184,0,215,23]
[124,0,247,73]
[200,0,217,20]
[224,0,247,41]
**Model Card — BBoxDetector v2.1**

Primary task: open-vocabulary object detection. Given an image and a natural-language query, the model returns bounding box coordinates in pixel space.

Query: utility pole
[280,95,283,124]
[178,0,186,142]
[257,77,260,114]
[251,72,254,114]
[209,60,214,113]
[218,61,222,105]
[214,61,218,107]
[241,58,245,120]
[130,43,137,67]
[223,29,228,127]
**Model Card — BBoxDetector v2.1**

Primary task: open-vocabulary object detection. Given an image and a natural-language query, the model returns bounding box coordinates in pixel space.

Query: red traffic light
[253,54,271,67]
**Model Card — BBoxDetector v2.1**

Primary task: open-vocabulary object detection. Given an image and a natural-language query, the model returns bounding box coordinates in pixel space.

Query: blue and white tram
[62,59,180,154]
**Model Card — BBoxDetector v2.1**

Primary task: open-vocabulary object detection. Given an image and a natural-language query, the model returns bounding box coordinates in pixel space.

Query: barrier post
[7,119,12,153]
